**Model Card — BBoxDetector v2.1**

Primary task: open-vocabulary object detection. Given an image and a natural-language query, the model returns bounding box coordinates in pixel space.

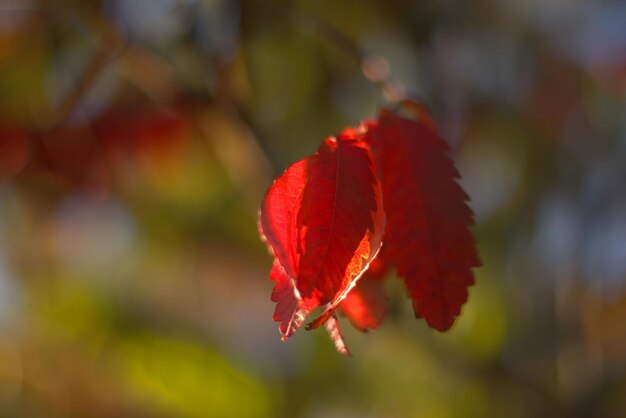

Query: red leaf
[338,273,387,331]
[300,133,384,330]
[363,246,392,278]
[269,259,313,339]
[259,130,385,342]
[260,159,308,280]
[338,245,390,331]
[260,159,309,338]
[364,104,480,331]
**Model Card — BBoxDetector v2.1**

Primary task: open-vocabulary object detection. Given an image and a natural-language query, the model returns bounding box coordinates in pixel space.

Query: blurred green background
[1,0,625,417]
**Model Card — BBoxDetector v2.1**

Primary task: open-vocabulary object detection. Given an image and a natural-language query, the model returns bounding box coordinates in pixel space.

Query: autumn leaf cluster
[259,101,480,354]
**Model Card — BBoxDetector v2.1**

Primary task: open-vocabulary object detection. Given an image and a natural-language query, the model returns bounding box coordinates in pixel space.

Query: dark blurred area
[0,0,625,417]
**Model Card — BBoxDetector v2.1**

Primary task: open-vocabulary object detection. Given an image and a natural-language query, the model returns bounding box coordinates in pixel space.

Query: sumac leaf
[364,104,480,331]
[259,130,385,344]
[270,259,312,339]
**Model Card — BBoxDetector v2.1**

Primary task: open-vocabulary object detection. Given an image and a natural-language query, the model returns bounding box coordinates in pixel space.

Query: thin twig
[290,11,406,103]
[49,27,127,129]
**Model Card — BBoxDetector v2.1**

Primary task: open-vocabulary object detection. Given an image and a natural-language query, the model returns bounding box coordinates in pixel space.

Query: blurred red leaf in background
[0,120,31,180]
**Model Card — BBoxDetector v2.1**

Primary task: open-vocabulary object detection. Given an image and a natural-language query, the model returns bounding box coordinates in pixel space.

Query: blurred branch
[290,12,363,63]
[18,22,128,179]
[290,11,406,103]
[47,26,127,129]
[51,49,110,125]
